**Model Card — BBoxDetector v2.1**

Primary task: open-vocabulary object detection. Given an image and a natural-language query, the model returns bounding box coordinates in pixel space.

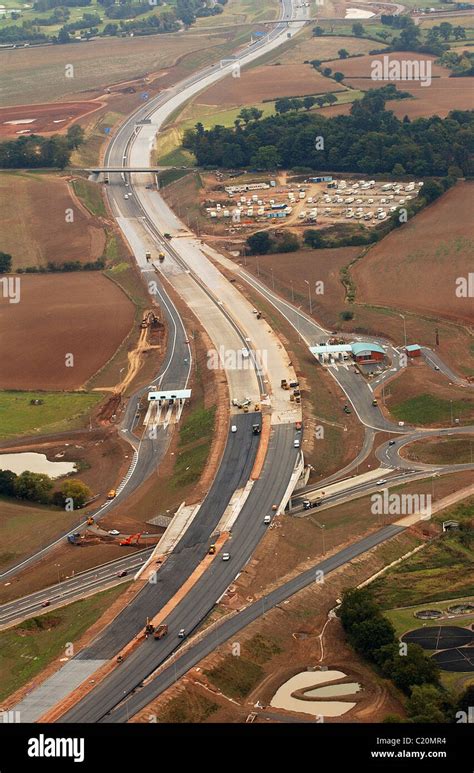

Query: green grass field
[371,498,474,609]
[172,404,216,488]
[71,178,107,218]
[391,394,473,425]
[404,437,474,465]
[0,584,129,702]
[0,391,103,440]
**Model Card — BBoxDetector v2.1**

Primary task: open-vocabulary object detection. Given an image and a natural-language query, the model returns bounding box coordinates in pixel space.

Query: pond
[0,452,76,479]
[270,670,361,718]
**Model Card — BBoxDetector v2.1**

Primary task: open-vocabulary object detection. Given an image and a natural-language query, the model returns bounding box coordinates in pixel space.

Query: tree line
[0,469,91,509]
[183,90,474,177]
[0,125,84,170]
[0,0,226,43]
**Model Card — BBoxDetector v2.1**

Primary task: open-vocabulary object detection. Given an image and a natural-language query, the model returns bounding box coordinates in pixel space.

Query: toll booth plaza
[145,389,192,428]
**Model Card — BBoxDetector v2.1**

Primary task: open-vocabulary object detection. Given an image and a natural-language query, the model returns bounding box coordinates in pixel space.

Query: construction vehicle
[67,533,82,545]
[208,543,216,555]
[256,312,262,320]
[144,620,155,637]
[295,421,302,431]
[295,395,301,404]
[281,379,289,390]
[158,252,165,263]
[254,403,260,411]
[145,251,152,262]
[119,532,142,547]
[140,311,161,330]
[372,399,378,407]
[252,423,261,435]
[343,405,351,414]
[86,517,95,526]
[243,405,249,413]
[154,623,168,640]
[107,489,117,499]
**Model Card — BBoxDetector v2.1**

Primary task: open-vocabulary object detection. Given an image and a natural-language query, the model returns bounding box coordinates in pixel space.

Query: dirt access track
[0,101,105,138]
[0,273,135,390]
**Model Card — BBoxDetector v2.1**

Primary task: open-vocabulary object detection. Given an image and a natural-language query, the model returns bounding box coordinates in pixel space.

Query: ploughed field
[0,273,135,390]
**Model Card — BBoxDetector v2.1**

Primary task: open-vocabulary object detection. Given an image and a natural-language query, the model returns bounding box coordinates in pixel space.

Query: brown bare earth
[242,247,361,329]
[0,172,106,270]
[196,64,344,106]
[352,182,474,326]
[0,101,104,138]
[0,273,135,390]
[323,52,474,118]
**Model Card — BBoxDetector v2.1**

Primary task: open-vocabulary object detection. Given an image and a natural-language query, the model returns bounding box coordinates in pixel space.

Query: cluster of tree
[176,0,227,26]
[339,588,452,722]
[31,7,71,25]
[438,48,474,76]
[104,2,151,20]
[101,12,179,37]
[33,0,90,9]
[182,90,474,176]
[0,135,71,169]
[0,125,82,169]
[0,252,12,273]
[60,11,101,32]
[16,259,105,274]
[0,23,49,44]
[0,469,91,508]
[275,94,338,114]
[246,230,299,255]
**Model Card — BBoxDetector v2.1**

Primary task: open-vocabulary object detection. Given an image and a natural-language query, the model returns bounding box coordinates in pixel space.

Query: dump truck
[144,621,155,637]
[154,624,168,640]
[208,543,216,555]
[372,399,378,407]
[145,251,152,262]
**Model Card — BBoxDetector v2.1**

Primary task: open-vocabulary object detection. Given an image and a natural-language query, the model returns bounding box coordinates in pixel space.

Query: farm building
[405,344,422,358]
[351,342,385,363]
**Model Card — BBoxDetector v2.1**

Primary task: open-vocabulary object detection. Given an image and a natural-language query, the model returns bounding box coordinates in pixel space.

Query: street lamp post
[304,279,313,315]
[399,313,407,347]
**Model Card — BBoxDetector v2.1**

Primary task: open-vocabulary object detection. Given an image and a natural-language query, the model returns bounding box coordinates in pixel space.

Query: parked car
[108,529,120,536]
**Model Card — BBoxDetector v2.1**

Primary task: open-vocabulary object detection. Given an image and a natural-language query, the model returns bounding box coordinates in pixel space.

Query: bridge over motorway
[79,167,170,173]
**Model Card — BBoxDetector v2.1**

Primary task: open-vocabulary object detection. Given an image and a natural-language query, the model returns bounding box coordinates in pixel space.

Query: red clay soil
[0,101,105,138]
[0,273,135,390]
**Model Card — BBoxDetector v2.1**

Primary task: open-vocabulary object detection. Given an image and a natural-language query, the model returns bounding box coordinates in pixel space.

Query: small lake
[270,670,361,718]
[0,452,76,479]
